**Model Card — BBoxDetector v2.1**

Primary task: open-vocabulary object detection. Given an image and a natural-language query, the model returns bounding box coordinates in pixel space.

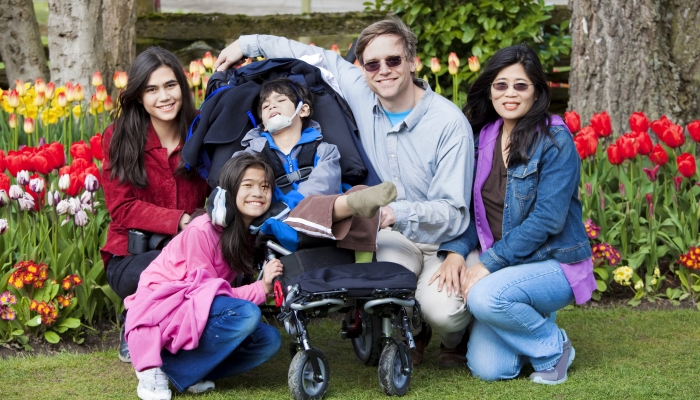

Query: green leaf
[593,268,608,280]
[57,317,81,329]
[26,315,42,327]
[44,331,60,344]
[596,280,607,292]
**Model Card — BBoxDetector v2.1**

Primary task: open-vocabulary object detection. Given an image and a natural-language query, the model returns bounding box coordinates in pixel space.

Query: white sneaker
[186,380,215,394]
[135,367,172,400]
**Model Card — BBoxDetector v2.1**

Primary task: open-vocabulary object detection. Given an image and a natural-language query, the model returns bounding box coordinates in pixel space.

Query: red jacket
[100,123,210,267]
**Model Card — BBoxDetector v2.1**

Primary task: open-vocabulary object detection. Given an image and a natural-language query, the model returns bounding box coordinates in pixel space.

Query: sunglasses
[491,82,534,92]
[363,56,403,72]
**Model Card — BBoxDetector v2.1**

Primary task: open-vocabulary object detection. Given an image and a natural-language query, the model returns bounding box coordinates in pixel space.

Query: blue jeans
[466,259,574,381]
[160,296,282,392]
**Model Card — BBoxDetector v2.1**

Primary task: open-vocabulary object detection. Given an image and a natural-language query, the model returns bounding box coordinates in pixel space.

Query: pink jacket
[124,215,266,372]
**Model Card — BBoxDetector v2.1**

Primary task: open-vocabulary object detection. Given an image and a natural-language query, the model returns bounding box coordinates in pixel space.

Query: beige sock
[346,182,398,219]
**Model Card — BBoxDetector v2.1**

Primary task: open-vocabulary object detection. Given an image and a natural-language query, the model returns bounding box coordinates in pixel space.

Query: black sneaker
[118,321,131,363]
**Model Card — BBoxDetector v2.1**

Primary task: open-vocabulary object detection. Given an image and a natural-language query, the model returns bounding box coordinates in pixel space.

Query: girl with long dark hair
[436,44,596,384]
[124,153,283,400]
[100,47,209,362]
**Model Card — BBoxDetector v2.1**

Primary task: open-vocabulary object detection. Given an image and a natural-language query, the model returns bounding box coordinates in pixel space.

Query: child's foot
[136,367,171,400]
[529,329,575,385]
[346,182,398,218]
[187,380,215,394]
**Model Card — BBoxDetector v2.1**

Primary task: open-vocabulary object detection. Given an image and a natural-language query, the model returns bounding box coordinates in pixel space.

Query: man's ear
[299,104,311,118]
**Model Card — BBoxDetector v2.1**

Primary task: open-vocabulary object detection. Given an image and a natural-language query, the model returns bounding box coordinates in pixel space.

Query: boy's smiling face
[260,91,310,134]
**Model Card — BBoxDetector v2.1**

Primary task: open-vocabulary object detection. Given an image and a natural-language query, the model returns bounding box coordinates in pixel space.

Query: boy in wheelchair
[230,77,397,256]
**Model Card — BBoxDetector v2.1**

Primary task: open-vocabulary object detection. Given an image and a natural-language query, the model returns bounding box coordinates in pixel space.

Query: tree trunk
[568,0,700,134]
[47,0,105,87]
[101,0,137,92]
[0,0,49,83]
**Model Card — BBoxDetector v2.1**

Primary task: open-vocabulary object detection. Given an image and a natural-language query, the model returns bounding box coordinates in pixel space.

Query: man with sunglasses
[216,18,474,369]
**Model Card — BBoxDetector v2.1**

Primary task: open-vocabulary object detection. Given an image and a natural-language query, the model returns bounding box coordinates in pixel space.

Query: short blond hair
[355,18,417,67]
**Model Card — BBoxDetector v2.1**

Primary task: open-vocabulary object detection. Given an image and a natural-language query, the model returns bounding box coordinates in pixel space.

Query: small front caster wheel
[288,348,330,400]
[378,342,411,396]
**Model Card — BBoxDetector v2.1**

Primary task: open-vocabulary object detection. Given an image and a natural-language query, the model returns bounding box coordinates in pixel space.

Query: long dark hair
[258,77,315,130]
[464,44,553,166]
[218,153,276,275]
[109,47,197,187]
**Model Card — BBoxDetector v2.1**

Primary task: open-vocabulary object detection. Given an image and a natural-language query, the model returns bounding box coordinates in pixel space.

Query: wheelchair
[260,238,423,400]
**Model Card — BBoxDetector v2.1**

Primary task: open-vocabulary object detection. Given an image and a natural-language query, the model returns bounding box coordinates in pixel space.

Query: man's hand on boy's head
[215,40,244,71]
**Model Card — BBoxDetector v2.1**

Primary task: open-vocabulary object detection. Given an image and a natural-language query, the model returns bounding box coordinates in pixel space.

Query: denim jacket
[439,116,591,273]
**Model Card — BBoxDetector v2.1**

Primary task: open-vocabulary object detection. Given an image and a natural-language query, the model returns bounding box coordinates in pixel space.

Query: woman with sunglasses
[436,44,595,384]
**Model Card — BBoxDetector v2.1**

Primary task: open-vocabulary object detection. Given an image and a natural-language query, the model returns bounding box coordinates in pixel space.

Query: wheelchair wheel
[378,342,411,396]
[351,310,382,366]
[288,349,330,400]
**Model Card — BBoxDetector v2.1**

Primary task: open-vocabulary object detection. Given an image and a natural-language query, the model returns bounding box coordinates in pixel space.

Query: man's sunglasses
[363,56,403,73]
[491,82,534,92]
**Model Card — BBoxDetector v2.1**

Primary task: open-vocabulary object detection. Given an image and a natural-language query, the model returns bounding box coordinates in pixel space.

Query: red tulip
[607,143,624,165]
[687,120,700,143]
[662,124,685,148]
[65,172,83,197]
[629,111,649,133]
[59,165,72,177]
[677,153,696,178]
[643,165,660,182]
[0,172,10,193]
[590,111,612,137]
[573,127,598,159]
[617,134,638,160]
[70,140,92,161]
[564,111,581,134]
[32,151,53,175]
[89,133,103,161]
[5,152,30,176]
[648,144,668,166]
[651,115,671,138]
[632,131,652,155]
[47,142,66,170]
[0,150,6,173]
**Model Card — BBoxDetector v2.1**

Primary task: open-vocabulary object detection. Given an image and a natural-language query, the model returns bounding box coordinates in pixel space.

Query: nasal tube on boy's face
[266,101,304,134]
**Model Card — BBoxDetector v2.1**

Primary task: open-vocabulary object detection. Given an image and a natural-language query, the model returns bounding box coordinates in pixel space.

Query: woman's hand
[428,252,466,296]
[460,262,490,302]
[262,258,284,294]
[178,213,191,231]
[214,40,244,71]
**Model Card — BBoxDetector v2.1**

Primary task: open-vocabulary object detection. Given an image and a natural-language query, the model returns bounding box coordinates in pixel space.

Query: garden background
[1,0,700,398]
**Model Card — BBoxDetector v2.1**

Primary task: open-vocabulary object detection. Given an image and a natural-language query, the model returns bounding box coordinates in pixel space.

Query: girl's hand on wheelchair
[429,252,466,297]
[262,259,284,294]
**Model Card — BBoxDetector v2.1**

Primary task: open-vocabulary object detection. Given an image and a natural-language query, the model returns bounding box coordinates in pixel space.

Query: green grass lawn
[2,307,699,399]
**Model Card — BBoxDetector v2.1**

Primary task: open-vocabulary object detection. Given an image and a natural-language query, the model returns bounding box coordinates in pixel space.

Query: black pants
[106,250,161,299]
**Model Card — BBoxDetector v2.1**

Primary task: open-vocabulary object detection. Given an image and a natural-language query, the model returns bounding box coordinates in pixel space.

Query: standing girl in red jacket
[101,47,209,363]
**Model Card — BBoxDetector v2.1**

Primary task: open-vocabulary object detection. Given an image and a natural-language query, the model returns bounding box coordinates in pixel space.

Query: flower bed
[567,110,700,307]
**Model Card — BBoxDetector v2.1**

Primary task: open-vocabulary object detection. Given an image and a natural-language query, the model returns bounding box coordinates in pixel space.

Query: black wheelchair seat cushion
[288,262,417,297]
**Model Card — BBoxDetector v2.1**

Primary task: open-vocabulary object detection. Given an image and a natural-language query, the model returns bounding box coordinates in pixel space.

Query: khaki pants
[376,229,478,348]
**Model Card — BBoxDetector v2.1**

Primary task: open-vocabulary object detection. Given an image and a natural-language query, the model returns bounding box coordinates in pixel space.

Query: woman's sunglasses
[491,82,534,92]
[363,56,403,73]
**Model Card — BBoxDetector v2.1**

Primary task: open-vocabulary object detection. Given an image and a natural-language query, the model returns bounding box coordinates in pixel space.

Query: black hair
[109,47,197,187]
[258,77,314,130]
[217,153,276,275]
[464,44,554,166]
